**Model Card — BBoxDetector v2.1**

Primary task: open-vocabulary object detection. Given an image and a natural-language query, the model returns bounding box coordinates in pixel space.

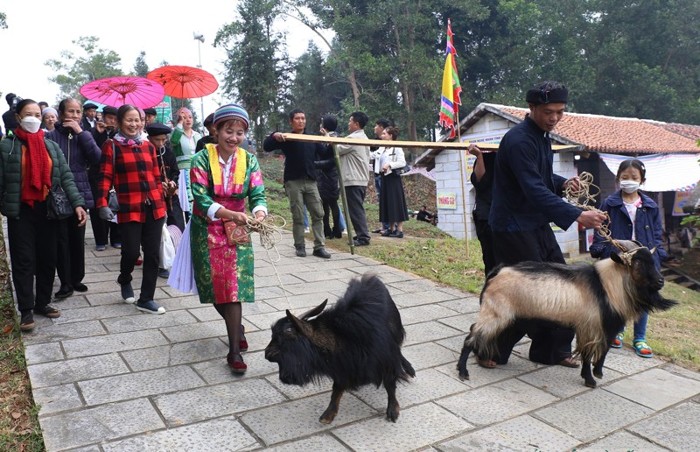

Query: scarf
[15,126,52,203]
[113,131,142,146]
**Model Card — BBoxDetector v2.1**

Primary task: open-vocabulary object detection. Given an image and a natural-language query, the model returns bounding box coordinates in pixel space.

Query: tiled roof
[492,104,700,154]
[651,122,700,141]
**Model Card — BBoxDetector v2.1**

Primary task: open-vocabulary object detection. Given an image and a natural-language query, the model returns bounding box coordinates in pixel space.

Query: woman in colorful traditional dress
[171,107,202,219]
[189,104,267,374]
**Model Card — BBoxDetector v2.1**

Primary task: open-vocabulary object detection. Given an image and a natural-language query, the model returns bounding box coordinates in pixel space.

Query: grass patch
[0,231,45,452]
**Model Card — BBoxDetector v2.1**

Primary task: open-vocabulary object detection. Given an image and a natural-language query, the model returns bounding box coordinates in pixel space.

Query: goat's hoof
[458,370,470,381]
[584,379,597,388]
[319,410,336,424]
[386,406,400,422]
[593,369,604,379]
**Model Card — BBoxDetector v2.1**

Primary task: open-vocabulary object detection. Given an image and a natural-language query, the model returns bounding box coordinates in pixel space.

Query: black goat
[457,240,676,388]
[265,273,415,423]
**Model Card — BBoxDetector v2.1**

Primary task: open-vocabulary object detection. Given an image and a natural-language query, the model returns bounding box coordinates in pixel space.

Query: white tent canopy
[598,153,700,192]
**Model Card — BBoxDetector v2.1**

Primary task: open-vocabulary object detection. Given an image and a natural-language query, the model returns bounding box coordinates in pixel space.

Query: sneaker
[312,248,331,259]
[120,282,135,303]
[96,245,106,251]
[136,300,166,315]
[20,312,35,332]
[111,243,122,249]
[295,246,306,257]
[158,268,170,279]
[391,231,404,238]
[304,227,310,233]
[353,238,370,246]
[34,305,61,319]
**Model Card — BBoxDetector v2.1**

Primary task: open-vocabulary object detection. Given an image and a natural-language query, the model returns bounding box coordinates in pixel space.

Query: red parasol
[147,65,219,99]
[80,76,165,108]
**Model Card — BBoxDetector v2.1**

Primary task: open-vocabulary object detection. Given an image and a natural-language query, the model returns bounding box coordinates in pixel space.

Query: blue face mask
[619,180,640,194]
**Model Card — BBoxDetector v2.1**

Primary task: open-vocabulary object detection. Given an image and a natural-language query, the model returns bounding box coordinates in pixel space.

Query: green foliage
[132,51,149,77]
[45,36,123,103]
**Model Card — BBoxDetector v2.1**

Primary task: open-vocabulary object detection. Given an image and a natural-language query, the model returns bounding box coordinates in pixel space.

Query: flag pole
[454,110,470,258]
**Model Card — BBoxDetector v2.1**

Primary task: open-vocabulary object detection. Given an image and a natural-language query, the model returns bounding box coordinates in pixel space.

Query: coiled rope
[564,171,624,251]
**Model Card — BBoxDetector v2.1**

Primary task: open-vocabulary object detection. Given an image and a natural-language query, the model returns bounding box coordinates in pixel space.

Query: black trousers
[165,195,186,232]
[118,204,164,303]
[89,207,121,246]
[56,214,86,288]
[490,225,575,365]
[7,203,58,313]
[473,214,497,276]
[321,196,341,237]
[344,186,370,241]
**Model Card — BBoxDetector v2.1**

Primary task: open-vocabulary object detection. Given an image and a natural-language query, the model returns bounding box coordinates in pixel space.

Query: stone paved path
[8,222,700,451]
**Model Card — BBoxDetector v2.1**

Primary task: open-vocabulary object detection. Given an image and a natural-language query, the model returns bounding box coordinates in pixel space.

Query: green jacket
[0,135,85,219]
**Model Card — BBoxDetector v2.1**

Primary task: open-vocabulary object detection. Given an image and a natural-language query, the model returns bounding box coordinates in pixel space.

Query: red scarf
[15,126,52,203]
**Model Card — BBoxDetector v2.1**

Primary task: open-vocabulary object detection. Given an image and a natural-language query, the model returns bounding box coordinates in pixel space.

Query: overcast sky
[1,1,330,116]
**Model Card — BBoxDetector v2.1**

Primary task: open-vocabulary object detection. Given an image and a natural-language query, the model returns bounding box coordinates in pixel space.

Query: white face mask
[20,116,42,134]
[619,180,640,194]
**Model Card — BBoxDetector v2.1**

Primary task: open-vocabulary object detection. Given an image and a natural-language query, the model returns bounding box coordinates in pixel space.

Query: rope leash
[565,171,625,251]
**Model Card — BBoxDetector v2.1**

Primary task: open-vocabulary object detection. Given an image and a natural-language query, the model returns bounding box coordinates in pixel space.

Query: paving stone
[263,292,337,311]
[120,338,228,372]
[159,319,226,343]
[62,330,168,358]
[282,279,349,295]
[39,398,165,451]
[435,334,467,354]
[265,374,332,400]
[255,273,306,288]
[158,295,208,312]
[438,297,480,314]
[392,290,459,308]
[371,270,420,284]
[102,309,198,334]
[628,402,700,451]
[664,363,700,382]
[262,434,349,452]
[517,362,625,398]
[333,402,473,452]
[576,430,670,452]
[79,365,205,405]
[193,351,278,384]
[247,311,292,331]
[54,303,138,325]
[21,320,106,345]
[33,383,84,416]
[534,390,653,442]
[353,368,466,410]
[255,263,311,277]
[439,414,579,451]
[62,445,102,452]
[81,270,116,284]
[28,353,129,388]
[437,379,558,426]
[240,392,376,446]
[255,285,290,300]
[154,378,287,427]
[436,354,541,389]
[601,347,664,375]
[389,279,440,293]
[403,320,463,347]
[604,367,700,410]
[290,267,357,283]
[24,342,64,365]
[436,312,478,332]
[402,342,459,371]
[50,295,90,310]
[398,304,462,325]
[102,416,259,452]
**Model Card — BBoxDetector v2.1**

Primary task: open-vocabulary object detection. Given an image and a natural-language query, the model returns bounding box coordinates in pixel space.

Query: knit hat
[213,103,249,130]
[42,107,58,118]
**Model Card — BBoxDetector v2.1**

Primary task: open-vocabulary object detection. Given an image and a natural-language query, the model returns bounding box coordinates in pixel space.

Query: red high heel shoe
[239,324,248,352]
[227,353,247,374]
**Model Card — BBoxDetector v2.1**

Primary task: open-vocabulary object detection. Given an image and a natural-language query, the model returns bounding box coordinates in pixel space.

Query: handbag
[107,142,120,212]
[224,221,250,245]
[47,185,73,220]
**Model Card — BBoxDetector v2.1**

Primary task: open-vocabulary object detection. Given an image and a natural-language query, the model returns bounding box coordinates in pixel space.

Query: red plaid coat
[96,139,166,223]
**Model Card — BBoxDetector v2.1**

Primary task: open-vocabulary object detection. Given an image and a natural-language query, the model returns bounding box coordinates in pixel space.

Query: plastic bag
[167,221,198,294]
[159,222,176,270]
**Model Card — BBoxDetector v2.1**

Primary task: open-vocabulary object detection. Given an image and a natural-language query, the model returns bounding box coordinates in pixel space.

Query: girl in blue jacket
[590,159,668,358]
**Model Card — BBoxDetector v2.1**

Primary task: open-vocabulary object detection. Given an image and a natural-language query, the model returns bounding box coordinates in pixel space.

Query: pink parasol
[79,76,165,108]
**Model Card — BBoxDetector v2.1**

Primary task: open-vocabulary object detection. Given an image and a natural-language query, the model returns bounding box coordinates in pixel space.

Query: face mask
[20,116,42,134]
[619,180,640,194]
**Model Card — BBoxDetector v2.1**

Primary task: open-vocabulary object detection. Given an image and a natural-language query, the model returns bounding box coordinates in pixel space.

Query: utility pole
[193,32,206,131]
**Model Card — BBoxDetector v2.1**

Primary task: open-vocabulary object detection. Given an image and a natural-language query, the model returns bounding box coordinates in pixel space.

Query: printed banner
[437,192,457,210]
